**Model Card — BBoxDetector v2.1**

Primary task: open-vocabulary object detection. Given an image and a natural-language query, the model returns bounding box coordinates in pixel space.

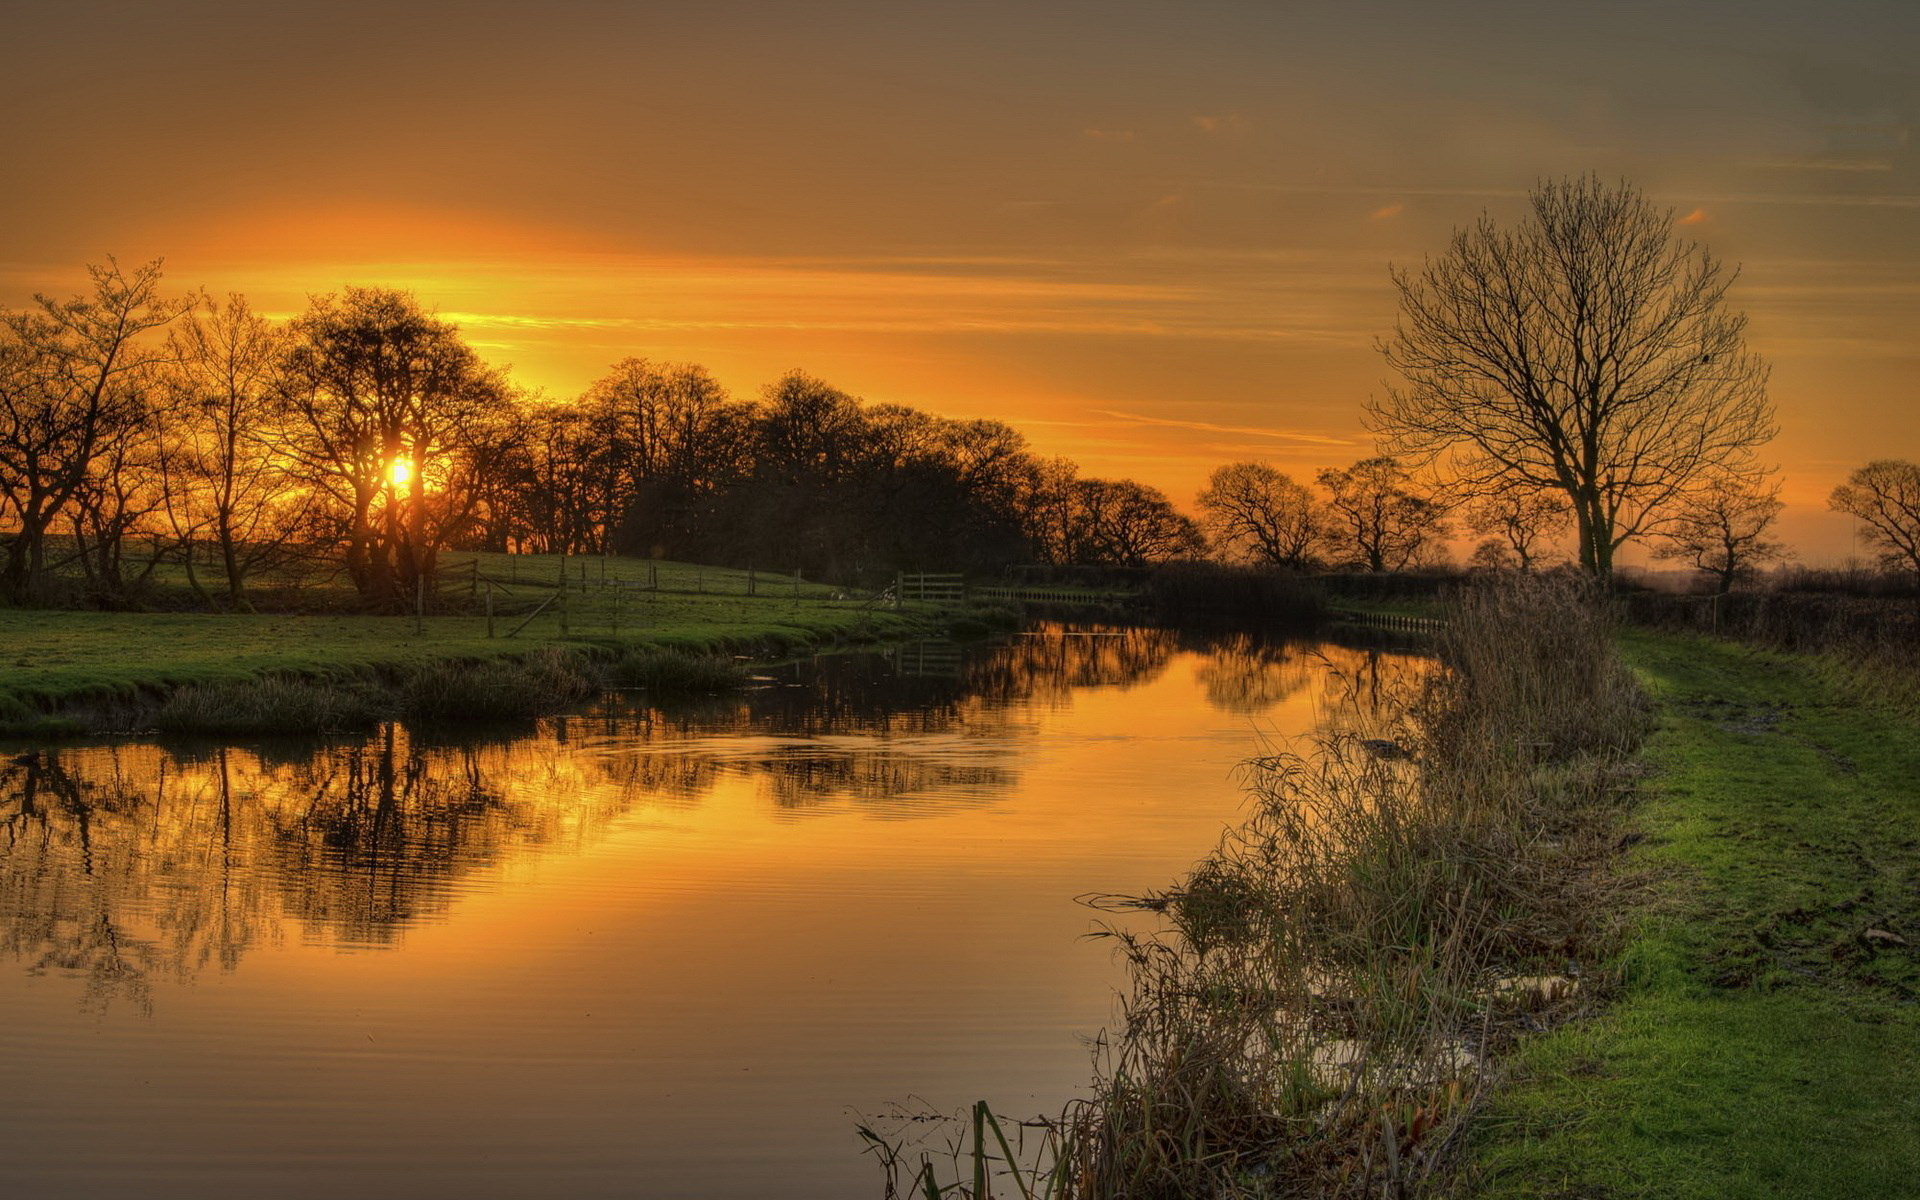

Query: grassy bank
[869,576,1649,1198]
[1467,632,1920,1198]
[0,580,949,735]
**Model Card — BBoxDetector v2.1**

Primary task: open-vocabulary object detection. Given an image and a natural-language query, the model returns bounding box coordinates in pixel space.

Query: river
[0,624,1419,1198]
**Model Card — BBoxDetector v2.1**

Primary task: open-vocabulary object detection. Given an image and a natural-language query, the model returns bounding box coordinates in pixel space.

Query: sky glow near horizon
[3,0,1915,561]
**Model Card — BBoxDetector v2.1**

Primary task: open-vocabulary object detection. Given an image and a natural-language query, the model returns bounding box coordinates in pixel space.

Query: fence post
[696,570,703,594]
[470,559,478,597]
[485,585,495,638]
[580,559,587,591]
[558,553,567,593]
[794,568,801,599]
[612,584,621,638]
[559,588,569,637]
[748,566,756,597]
[650,562,658,590]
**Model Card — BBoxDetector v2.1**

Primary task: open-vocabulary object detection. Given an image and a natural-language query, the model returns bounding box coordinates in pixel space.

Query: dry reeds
[870,573,1649,1199]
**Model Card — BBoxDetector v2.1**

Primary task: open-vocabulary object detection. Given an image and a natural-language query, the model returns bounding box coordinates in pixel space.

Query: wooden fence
[1329,607,1447,635]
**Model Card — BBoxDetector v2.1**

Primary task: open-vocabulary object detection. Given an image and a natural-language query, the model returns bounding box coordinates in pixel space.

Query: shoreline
[0,600,969,739]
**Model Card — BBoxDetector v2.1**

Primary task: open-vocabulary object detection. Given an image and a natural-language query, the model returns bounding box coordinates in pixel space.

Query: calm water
[1,625,1415,1199]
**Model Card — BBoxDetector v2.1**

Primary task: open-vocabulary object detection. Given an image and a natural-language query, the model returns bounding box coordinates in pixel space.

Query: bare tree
[1463,490,1569,571]
[158,294,305,610]
[1196,462,1325,568]
[1070,478,1205,566]
[1371,176,1775,576]
[279,288,506,606]
[1316,456,1448,572]
[1829,460,1920,583]
[0,260,186,603]
[65,394,168,601]
[1467,538,1518,571]
[1654,474,1789,594]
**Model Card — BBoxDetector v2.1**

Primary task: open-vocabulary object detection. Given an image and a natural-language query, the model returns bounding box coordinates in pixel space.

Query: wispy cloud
[1192,114,1251,136]
[1744,156,1896,173]
[1092,408,1355,447]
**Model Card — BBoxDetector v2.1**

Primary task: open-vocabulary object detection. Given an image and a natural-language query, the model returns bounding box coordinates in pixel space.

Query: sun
[389,457,413,488]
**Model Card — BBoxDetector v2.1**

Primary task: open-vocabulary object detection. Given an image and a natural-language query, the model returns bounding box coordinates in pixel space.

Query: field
[0,551,958,722]
[1469,631,1920,1197]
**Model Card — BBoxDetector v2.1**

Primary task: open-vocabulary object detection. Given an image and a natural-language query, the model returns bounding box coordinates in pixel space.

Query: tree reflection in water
[0,623,1415,1008]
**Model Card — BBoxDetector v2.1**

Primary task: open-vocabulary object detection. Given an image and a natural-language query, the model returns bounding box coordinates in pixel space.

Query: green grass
[0,553,946,732]
[606,647,751,694]
[1468,631,1920,1199]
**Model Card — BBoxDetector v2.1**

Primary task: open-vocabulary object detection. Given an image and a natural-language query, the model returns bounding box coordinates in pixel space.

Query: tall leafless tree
[1195,461,1326,568]
[0,260,186,603]
[158,293,306,610]
[1371,176,1775,576]
[1829,460,1920,583]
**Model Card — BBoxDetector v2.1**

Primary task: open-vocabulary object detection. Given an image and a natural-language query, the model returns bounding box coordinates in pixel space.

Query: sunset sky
[4,0,1915,560]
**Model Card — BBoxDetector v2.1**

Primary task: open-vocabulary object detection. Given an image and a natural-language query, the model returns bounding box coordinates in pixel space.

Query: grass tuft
[607,647,750,695]
[400,648,601,724]
[154,676,392,735]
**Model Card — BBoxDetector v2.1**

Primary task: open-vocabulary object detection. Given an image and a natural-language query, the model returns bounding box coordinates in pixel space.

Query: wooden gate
[896,573,966,603]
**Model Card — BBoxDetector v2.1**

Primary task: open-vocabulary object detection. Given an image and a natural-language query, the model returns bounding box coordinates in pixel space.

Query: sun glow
[389,457,413,488]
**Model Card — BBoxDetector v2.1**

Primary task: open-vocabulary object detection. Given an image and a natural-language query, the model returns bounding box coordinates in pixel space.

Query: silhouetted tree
[279,289,508,605]
[157,294,306,609]
[1829,460,1920,583]
[1467,538,1518,571]
[1069,478,1205,565]
[1196,461,1325,568]
[0,260,186,603]
[1316,456,1448,571]
[1371,175,1775,576]
[1462,489,1569,572]
[1653,474,1789,594]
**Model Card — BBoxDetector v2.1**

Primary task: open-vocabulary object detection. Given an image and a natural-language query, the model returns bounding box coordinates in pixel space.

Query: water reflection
[0,625,1411,1010]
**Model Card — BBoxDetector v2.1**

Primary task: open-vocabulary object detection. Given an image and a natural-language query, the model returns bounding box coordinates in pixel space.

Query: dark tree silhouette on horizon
[279,288,510,607]
[1830,460,1920,584]
[1316,456,1448,571]
[1653,473,1789,594]
[0,260,186,604]
[1196,461,1327,569]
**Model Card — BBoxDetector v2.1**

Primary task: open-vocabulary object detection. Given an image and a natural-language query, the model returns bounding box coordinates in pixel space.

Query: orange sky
[3,0,1915,562]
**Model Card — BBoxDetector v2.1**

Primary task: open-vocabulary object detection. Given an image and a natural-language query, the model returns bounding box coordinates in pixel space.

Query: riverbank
[869,576,1650,1198]
[1468,631,1920,1197]
[0,592,961,737]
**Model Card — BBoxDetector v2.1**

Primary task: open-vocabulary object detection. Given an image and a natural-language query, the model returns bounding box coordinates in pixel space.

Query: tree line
[7,176,1920,613]
[0,264,1218,609]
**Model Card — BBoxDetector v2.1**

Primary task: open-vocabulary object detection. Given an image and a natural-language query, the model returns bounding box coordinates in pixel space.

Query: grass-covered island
[0,552,985,737]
